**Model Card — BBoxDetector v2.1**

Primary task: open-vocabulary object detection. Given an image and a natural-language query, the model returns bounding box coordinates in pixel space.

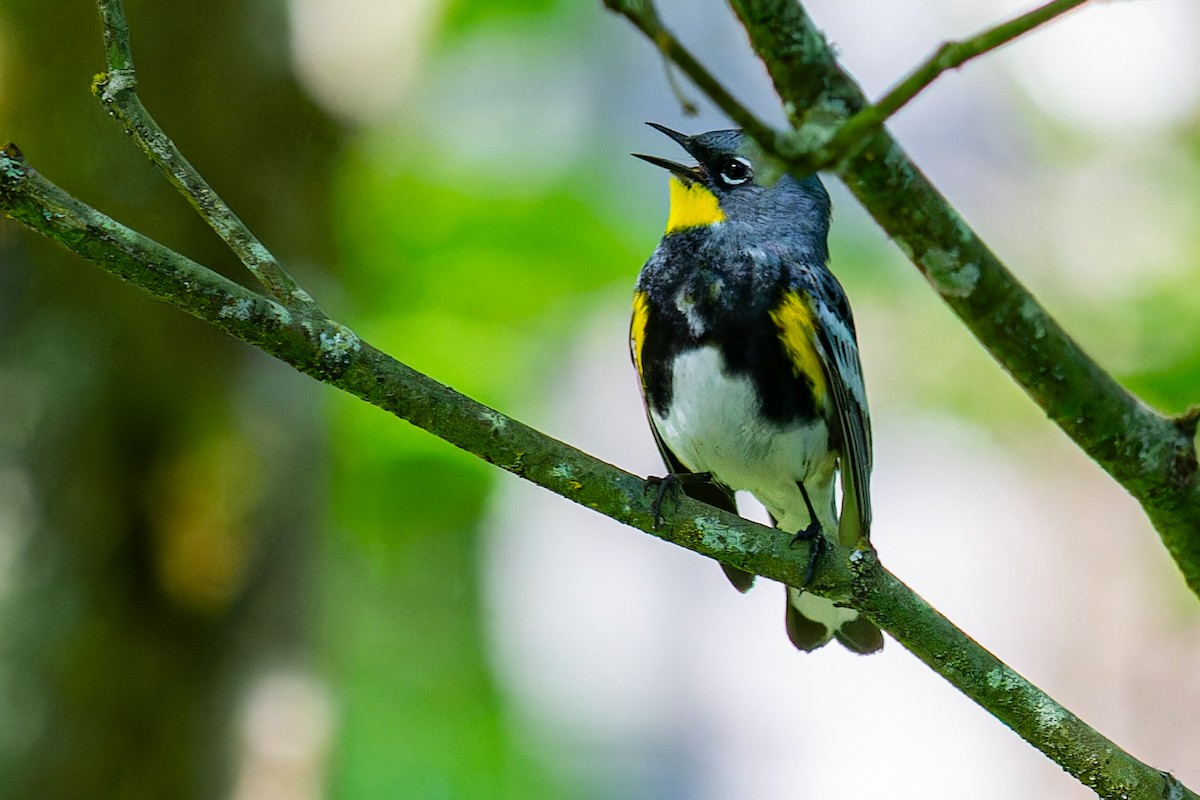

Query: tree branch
[92,0,314,311]
[0,139,1189,800]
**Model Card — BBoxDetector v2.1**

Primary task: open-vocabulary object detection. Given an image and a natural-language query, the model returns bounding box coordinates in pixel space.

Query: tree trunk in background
[0,0,340,796]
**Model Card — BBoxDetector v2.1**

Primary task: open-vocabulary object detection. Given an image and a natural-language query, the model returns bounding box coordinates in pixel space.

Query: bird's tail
[783,483,882,654]
[705,476,882,653]
[785,588,883,654]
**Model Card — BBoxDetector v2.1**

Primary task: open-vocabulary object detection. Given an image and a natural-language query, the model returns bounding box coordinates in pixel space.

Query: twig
[817,0,1093,167]
[662,59,701,117]
[0,145,1183,800]
[92,0,315,311]
[603,0,779,149]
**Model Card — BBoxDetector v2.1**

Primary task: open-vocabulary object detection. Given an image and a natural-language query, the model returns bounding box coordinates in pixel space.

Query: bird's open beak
[632,122,704,183]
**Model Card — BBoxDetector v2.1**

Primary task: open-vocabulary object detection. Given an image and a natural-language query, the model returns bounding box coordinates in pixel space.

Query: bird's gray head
[633,123,830,245]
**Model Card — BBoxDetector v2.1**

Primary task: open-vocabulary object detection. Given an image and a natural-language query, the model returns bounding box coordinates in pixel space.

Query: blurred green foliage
[316,2,643,798]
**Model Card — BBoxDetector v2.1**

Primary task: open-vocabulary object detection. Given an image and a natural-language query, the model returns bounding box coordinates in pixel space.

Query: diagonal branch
[724,0,1200,599]
[92,0,315,311]
[0,140,1190,800]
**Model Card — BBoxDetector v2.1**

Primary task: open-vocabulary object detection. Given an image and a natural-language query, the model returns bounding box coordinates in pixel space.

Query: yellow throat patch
[666,176,725,233]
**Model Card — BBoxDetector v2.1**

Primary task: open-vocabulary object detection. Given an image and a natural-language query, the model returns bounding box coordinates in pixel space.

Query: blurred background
[0,0,1198,797]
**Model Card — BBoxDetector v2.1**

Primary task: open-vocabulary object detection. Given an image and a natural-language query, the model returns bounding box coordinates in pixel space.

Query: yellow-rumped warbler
[630,124,881,653]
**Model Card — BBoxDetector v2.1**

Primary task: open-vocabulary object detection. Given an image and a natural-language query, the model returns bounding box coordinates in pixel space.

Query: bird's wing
[794,265,873,546]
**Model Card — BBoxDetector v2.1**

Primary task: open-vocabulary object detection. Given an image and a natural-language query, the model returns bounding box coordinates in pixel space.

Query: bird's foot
[788,522,824,586]
[647,471,714,529]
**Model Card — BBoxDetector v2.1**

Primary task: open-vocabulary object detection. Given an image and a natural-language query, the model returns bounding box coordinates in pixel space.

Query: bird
[629,123,882,654]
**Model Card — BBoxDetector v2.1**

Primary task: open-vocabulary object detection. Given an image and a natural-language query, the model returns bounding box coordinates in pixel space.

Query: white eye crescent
[718,156,753,186]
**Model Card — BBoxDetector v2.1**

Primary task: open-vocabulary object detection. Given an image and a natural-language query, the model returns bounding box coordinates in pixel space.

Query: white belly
[651,346,835,533]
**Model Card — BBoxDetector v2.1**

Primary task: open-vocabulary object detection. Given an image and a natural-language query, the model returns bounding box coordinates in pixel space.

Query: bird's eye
[718,157,753,186]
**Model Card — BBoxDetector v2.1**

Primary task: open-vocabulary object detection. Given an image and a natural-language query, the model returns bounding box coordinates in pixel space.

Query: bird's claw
[788,522,824,586]
[646,471,715,529]
[647,474,679,529]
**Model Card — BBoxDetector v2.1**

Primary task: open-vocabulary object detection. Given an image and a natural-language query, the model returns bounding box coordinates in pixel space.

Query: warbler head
[634,123,830,247]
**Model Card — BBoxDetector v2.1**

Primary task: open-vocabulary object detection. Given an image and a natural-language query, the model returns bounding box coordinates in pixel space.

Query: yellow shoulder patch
[630,290,651,382]
[769,292,828,404]
[666,176,725,233]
